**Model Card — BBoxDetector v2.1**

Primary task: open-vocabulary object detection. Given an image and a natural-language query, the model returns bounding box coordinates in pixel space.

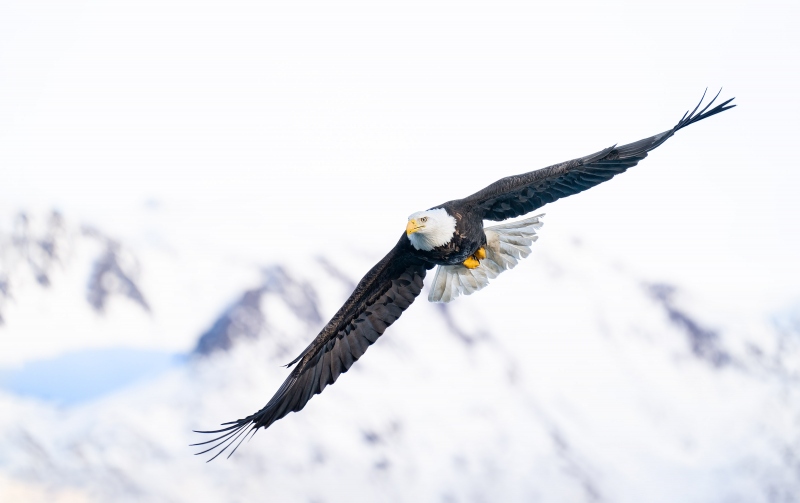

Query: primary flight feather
[193,90,736,460]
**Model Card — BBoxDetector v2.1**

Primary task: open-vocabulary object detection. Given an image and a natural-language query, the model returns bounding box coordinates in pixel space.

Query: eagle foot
[462,257,480,269]
[462,247,486,269]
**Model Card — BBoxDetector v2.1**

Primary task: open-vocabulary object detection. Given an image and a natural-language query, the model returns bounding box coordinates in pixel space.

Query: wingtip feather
[674,88,736,131]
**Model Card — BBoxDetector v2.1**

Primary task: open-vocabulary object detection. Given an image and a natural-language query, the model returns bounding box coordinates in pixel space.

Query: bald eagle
[194,90,735,460]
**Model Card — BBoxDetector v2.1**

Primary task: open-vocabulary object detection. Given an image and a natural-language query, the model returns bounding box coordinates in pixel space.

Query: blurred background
[1,0,799,501]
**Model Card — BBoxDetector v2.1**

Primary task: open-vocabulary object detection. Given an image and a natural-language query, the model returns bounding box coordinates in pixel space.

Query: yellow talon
[463,256,480,269]
[473,247,486,260]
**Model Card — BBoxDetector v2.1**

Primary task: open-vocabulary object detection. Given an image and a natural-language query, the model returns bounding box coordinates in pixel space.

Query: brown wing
[465,90,735,221]
[193,234,428,460]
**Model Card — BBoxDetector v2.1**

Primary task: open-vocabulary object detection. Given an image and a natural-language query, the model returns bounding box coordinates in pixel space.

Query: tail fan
[428,214,544,303]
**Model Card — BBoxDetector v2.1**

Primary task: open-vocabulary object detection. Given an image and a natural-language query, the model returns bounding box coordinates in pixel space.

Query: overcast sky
[2,0,799,311]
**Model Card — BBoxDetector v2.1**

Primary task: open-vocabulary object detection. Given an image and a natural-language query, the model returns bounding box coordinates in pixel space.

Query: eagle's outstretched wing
[464,90,736,222]
[193,235,428,461]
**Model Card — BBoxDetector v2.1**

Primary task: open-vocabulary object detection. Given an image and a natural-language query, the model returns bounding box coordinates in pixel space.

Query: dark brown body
[408,202,487,266]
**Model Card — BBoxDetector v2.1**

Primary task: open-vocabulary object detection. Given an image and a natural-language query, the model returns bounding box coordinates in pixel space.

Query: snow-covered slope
[0,210,798,503]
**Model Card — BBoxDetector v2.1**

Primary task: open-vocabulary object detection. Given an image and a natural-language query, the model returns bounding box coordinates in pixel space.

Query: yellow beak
[406,219,421,235]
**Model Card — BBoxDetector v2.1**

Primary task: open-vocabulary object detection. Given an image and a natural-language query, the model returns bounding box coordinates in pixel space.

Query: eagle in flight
[194,90,735,460]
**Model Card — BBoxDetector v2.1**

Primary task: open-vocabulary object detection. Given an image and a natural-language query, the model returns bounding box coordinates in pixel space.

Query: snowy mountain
[0,210,799,503]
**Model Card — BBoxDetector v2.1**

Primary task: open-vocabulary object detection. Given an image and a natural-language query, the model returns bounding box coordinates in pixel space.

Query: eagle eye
[420,217,428,223]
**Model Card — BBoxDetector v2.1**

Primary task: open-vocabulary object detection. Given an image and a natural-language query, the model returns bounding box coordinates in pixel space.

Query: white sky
[1,0,799,311]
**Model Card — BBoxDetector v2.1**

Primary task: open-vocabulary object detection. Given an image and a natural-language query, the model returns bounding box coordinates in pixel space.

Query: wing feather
[465,90,735,221]
[193,236,428,460]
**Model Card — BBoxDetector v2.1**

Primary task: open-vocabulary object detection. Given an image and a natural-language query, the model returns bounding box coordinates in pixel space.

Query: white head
[405,208,457,251]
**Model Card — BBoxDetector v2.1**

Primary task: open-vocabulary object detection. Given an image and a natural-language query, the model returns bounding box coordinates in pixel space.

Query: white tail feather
[427,214,544,303]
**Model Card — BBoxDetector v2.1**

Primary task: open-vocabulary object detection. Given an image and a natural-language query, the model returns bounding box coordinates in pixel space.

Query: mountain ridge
[1,209,798,502]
